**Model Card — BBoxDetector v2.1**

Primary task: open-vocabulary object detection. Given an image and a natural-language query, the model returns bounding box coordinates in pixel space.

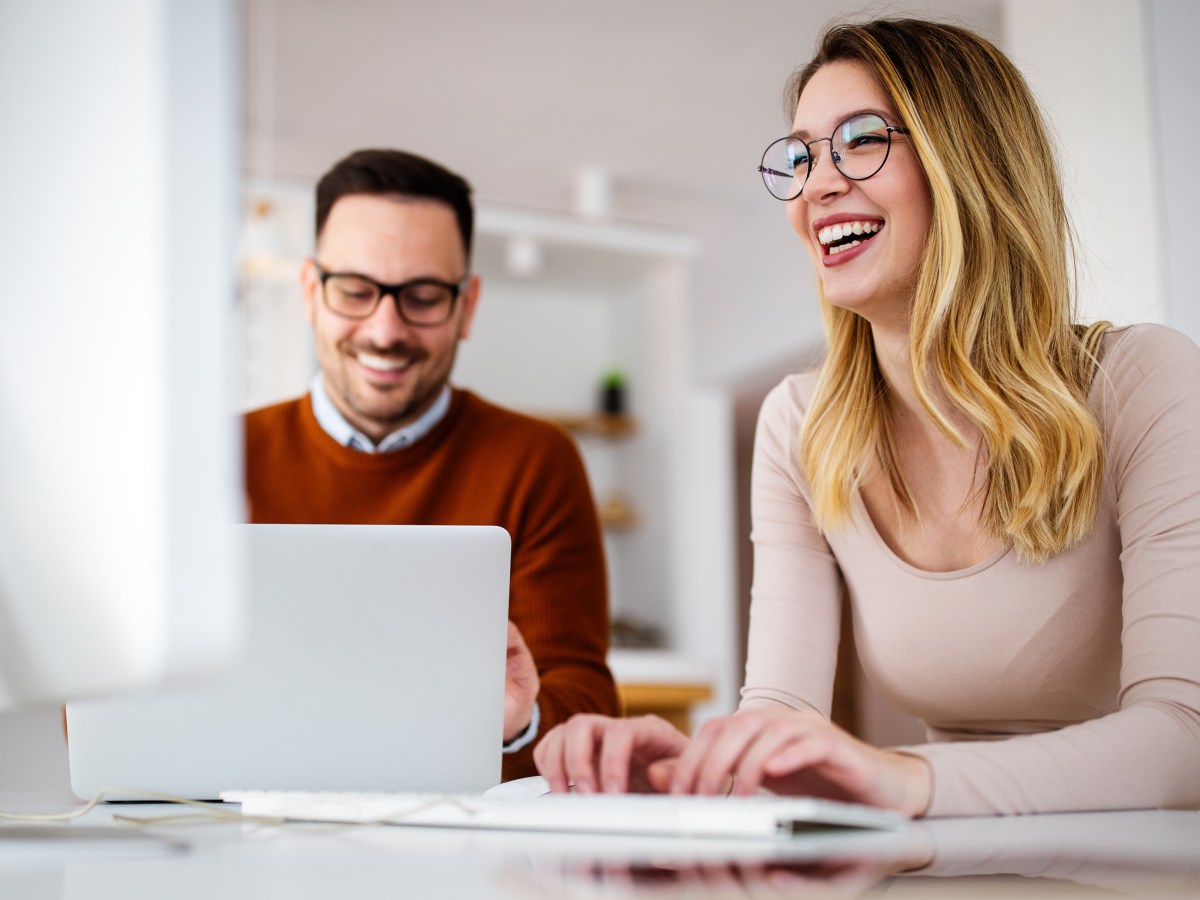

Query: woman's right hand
[533,713,691,794]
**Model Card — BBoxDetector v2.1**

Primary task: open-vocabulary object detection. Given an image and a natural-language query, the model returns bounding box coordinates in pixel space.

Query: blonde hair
[790,19,1108,562]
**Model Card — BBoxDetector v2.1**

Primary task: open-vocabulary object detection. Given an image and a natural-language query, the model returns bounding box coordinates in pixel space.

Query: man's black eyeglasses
[313,261,469,326]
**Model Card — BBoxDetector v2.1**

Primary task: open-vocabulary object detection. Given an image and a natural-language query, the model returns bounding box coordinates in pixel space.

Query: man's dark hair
[314,149,474,259]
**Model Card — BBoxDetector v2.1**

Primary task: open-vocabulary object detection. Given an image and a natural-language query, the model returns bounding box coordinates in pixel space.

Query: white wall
[618,186,821,389]
[1003,0,1162,327]
[1146,0,1200,346]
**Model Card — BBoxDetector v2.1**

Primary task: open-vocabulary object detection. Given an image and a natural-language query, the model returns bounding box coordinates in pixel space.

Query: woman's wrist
[887,750,933,817]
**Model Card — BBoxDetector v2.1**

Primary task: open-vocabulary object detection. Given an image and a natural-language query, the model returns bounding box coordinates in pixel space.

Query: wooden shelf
[598,492,640,531]
[533,413,641,529]
[599,512,640,531]
[617,682,714,734]
[537,412,636,439]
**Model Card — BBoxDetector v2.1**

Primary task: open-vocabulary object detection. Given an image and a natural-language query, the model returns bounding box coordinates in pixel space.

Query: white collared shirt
[309,374,451,452]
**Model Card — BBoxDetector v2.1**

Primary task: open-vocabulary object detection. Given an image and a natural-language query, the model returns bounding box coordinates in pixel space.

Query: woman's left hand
[663,708,932,817]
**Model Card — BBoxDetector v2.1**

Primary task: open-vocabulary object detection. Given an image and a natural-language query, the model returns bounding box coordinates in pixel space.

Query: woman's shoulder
[760,369,822,422]
[1093,323,1200,441]
[1099,323,1200,382]
[752,370,822,463]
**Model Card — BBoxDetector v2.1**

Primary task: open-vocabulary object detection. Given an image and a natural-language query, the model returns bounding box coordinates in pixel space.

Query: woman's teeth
[818,220,882,255]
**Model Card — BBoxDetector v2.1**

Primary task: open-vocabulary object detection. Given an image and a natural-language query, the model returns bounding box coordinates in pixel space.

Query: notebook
[67,524,511,801]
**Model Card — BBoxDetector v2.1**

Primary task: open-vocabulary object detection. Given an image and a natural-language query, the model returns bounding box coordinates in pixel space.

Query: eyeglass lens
[759,114,896,200]
[324,274,456,325]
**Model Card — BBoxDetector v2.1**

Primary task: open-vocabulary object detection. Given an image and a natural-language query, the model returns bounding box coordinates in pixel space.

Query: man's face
[301,194,478,443]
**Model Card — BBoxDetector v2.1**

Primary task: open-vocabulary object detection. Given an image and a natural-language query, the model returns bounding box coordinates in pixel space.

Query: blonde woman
[535,18,1200,817]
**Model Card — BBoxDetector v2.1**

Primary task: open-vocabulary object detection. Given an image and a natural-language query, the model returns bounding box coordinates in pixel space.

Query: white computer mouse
[482,775,552,800]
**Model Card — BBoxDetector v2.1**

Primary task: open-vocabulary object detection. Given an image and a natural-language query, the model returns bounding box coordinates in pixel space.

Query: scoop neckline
[851,491,1012,580]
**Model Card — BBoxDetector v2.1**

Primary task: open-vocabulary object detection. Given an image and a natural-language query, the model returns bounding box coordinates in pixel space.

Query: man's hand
[534,713,691,795]
[503,621,540,743]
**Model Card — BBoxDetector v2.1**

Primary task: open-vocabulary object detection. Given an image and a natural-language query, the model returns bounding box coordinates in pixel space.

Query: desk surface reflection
[1,793,1196,899]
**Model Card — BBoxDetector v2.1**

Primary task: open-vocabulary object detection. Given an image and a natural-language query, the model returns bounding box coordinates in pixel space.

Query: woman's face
[786,59,932,325]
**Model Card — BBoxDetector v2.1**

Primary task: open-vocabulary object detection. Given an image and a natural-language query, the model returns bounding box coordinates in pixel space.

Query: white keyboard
[220,789,907,839]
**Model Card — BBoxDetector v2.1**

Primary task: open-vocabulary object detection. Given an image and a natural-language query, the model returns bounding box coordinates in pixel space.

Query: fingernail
[603,778,621,794]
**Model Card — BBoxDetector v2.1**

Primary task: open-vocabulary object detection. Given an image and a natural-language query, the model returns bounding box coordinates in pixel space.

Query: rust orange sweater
[244,388,618,781]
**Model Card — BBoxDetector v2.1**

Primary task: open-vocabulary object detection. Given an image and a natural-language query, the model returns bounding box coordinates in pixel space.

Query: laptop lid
[66,524,510,800]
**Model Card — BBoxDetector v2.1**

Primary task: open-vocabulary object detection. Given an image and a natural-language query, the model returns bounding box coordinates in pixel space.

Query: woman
[534,18,1200,817]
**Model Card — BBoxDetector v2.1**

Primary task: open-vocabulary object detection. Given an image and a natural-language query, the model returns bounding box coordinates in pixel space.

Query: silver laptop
[67,524,510,801]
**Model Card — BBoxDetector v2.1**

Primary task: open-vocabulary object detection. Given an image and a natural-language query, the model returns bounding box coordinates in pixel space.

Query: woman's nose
[801,142,849,201]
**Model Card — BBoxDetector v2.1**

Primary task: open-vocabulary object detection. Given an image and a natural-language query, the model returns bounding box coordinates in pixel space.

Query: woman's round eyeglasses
[757,113,909,201]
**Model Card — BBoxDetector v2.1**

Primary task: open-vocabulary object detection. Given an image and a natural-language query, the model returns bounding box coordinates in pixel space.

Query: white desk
[2,793,1197,899]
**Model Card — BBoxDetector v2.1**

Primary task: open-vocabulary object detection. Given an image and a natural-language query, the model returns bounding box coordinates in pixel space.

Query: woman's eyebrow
[790,107,894,139]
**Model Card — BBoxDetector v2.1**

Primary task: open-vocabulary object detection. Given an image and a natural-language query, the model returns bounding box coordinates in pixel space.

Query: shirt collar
[309,374,452,453]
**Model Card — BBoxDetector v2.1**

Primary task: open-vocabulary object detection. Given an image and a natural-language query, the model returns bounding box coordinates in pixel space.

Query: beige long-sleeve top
[741,324,1200,816]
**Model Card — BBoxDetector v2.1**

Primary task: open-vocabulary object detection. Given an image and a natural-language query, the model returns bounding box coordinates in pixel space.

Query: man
[244,149,619,780]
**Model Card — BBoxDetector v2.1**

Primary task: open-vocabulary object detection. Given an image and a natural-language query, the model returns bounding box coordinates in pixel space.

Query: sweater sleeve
[501,425,619,781]
[739,376,844,717]
[908,325,1200,815]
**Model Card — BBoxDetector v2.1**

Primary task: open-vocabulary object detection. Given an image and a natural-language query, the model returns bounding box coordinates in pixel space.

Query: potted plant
[600,368,627,415]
